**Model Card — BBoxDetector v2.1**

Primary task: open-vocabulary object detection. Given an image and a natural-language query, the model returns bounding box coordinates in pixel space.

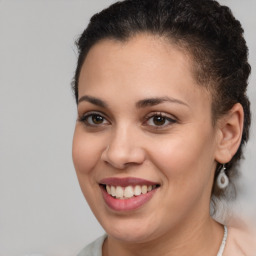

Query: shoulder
[224,226,256,256]
[77,234,107,256]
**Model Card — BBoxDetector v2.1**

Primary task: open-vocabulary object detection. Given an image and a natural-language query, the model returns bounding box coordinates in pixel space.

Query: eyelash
[143,112,177,128]
[78,112,110,127]
[78,111,177,129]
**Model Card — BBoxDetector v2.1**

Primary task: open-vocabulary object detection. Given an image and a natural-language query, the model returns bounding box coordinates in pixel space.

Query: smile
[99,177,160,211]
[104,184,158,199]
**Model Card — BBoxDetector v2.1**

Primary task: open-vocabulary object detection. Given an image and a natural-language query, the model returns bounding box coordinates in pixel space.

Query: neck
[103,217,224,256]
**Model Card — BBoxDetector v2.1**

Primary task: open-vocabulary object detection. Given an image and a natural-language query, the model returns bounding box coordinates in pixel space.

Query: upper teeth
[106,185,156,199]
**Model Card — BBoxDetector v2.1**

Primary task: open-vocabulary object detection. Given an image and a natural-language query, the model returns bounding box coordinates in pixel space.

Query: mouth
[100,184,160,199]
[99,177,160,211]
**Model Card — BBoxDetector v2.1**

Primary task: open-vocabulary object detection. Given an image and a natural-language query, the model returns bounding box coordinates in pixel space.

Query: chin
[108,228,154,243]
[101,216,160,243]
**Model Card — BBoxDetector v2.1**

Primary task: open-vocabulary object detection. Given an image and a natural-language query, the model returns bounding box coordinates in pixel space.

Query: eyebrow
[78,95,108,108]
[78,95,189,109]
[136,96,189,108]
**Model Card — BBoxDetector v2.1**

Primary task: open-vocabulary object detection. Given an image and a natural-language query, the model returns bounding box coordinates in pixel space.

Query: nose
[101,126,146,169]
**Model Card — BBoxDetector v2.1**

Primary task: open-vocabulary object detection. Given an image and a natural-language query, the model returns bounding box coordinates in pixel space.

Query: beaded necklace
[217,225,228,256]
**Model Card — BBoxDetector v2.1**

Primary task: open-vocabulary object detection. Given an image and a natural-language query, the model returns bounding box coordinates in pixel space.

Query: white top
[77,235,106,256]
[77,226,256,256]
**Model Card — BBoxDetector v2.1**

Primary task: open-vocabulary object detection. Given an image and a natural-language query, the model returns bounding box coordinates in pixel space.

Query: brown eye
[80,112,109,126]
[91,114,104,124]
[145,113,176,128]
[153,116,166,126]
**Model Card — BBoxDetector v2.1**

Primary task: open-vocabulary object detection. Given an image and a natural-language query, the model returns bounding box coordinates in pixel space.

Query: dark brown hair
[72,0,251,199]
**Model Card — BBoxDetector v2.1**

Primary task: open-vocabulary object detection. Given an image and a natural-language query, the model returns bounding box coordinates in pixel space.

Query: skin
[72,34,244,256]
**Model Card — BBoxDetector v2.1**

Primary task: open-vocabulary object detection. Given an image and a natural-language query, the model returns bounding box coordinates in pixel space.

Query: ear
[215,103,244,164]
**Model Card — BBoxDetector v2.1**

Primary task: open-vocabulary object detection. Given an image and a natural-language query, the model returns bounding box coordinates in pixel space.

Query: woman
[72,0,254,255]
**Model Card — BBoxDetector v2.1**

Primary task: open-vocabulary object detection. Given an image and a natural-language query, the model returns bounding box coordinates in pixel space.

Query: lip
[100,186,157,211]
[99,177,160,212]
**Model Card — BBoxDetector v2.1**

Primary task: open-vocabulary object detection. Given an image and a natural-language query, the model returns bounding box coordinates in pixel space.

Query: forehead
[80,34,193,83]
[78,34,211,109]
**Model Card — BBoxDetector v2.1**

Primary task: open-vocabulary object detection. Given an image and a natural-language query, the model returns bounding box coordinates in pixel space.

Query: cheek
[146,130,216,219]
[72,126,106,210]
[149,128,216,186]
[72,126,103,176]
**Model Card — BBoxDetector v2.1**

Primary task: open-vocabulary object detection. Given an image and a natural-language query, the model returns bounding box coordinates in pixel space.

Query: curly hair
[72,0,251,199]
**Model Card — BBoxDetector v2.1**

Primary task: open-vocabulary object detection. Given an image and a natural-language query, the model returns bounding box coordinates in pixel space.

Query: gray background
[0,0,255,255]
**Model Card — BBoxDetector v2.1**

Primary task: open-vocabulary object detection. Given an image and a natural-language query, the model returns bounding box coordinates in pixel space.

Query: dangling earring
[217,165,229,189]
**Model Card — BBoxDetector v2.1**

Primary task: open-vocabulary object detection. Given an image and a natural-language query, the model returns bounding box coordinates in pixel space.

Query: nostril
[101,144,146,169]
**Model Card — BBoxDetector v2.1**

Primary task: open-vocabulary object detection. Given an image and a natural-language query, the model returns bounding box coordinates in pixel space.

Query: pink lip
[99,177,158,186]
[99,177,159,212]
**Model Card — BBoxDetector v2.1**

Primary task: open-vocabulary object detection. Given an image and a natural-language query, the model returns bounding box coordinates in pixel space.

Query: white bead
[217,167,229,189]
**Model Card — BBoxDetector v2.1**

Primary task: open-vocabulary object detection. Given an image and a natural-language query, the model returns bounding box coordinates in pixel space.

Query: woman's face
[73,34,220,243]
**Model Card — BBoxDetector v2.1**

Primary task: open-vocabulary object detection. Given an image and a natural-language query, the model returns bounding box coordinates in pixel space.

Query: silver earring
[217,165,229,189]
